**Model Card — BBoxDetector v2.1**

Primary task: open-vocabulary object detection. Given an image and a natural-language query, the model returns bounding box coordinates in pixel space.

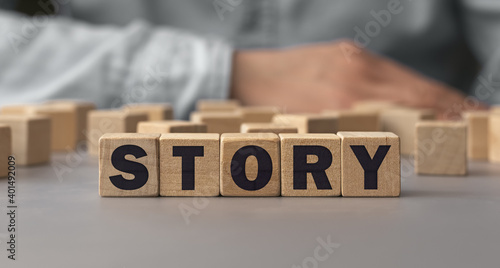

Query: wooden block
[159,133,220,196]
[87,110,148,155]
[380,108,435,155]
[123,103,173,121]
[196,99,240,112]
[240,123,298,134]
[489,113,500,163]
[351,100,400,113]
[337,132,400,197]
[0,125,12,177]
[463,111,489,160]
[414,121,467,175]
[190,112,242,134]
[237,106,281,123]
[44,100,96,142]
[99,133,160,197]
[280,134,341,196]
[323,110,380,131]
[0,115,51,166]
[491,106,500,114]
[220,133,280,196]
[272,114,337,134]
[137,120,207,134]
[0,104,38,115]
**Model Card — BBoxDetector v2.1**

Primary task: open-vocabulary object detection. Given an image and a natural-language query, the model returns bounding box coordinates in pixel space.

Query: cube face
[44,100,96,142]
[0,125,12,177]
[99,133,160,197]
[196,100,240,112]
[338,132,400,197]
[35,106,77,151]
[240,123,298,134]
[220,133,280,196]
[464,111,489,160]
[323,111,380,131]
[238,106,280,123]
[280,134,341,196]
[415,122,467,175]
[0,115,51,166]
[138,121,207,134]
[124,103,173,121]
[190,112,242,134]
[159,134,220,196]
[380,108,435,155]
[273,114,337,134]
[489,114,500,163]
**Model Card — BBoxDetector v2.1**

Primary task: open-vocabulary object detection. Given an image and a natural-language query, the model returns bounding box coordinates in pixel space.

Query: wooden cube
[415,121,467,175]
[44,100,96,142]
[99,133,160,197]
[123,103,173,121]
[196,99,239,112]
[190,112,242,134]
[351,100,399,113]
[489,113,500,163]
[159,134,220,196]
[272,114,337,134]
[463,111,489,160]
[338,132,400,197]
[323,110,380,131]
[0,115,51,166]
[238,106,281,123]
[87,110,148,155]
[220,133,280,196]
[137,120,207,134]
[280,134,341,196]
[240,123,298,134]
[380,108,435,155]
[0,125,12,177]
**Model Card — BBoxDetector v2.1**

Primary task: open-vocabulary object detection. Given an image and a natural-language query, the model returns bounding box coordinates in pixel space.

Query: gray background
[0,153,499,267]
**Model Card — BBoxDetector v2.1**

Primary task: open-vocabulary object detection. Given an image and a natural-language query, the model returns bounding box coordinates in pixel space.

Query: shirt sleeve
[459,0,500,105]
[0,10,233,119]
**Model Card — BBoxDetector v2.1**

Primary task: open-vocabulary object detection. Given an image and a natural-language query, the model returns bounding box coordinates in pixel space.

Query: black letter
[231,146,273,191]
[110,145,149,190]
[293,146,333,190]
[350,145,391,189]
[173,146,204,190]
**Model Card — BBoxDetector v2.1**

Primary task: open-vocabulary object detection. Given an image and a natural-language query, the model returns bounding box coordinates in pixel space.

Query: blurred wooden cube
[123,103,173,121]
[272,114,337,134]
[338,132,400,197]
[240,123,298,134]
[323,110,380,131]
[44,100,96,142]
[220,133,280,196]
[463,111,489,160]
[138,120,207,134]
[160,133,220,196]
[99,133,160,197]
[0,125,12,177]
[190,112,242,134]
[87,110,148,155]
[196,99,239,112]
[351,100,400,113]
[489,113,500,163]
[0,115,51,166]
[238,106,281,123]
[280,134,341,196]
[415,121,467,175]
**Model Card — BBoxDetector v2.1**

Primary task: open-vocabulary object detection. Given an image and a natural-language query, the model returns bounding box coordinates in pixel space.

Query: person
[0,0,498,119]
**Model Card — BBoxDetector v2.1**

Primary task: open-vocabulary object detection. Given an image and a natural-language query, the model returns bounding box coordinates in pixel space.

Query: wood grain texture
[0,115,51,166]
[87,110,148,155]
[44,100,96,142]
[190,112,242,134]
[380,108,435,155]
[272,114,337,134]
[99,133,160,197]
[414,121,467,175]
[0,125,12,177]
[160,134,220,196]
[237,106,281,123]
[138,120,207,134]
[196,100,240,112]
[280,134,341,196]
[124,103,173,121]
[463,111,489,160]
[323,110,380,131]
[489,113,500,163]
[338,132,400,197]
[240,123,298,134]
[220,133,280,196]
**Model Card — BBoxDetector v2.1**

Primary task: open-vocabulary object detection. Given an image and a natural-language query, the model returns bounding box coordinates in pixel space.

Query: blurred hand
[231,40,486,119]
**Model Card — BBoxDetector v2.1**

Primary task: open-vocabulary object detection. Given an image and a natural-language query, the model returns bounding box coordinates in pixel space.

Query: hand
[230,40,487,119]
